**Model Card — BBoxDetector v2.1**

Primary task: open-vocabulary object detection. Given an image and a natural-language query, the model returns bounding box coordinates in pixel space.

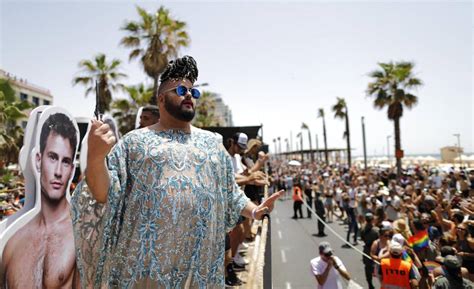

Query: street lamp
[277,137,282,158]
[453,133,462,167]
[194,82,209,88]
[362,117,367,170]
[387,135,392,165]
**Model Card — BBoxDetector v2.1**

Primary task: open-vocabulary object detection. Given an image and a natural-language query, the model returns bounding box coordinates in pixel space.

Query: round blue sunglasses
[163,85,201,99]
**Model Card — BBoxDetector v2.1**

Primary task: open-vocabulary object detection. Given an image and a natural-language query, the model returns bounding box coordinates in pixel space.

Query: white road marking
[281,249,287,263]
[286,282,292,289]
[278,230,282,239]
[275,218,280,224]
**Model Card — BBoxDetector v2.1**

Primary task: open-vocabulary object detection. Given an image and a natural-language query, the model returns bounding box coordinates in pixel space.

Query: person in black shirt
[314,192,327,237]
[360,212,379,289]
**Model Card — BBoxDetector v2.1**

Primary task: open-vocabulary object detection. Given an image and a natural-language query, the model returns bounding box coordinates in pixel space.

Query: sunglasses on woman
[163,85,201,99]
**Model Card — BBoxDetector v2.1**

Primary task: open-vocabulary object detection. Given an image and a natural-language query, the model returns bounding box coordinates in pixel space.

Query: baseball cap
[391,233,406,246]
[319,241,333,255]
[381,221,393,232]
[365,212,374,220]
[443,255,462,270]
[389,240,403,255]
[232,133,248,149]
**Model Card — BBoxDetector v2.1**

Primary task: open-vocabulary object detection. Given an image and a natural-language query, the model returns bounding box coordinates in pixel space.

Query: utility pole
[362,117,367,170]
[387,135,392,165]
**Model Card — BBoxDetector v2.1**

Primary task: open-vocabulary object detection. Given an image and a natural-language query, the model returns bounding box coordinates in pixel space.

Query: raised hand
[87,119,116,162]
[253,190,284,220]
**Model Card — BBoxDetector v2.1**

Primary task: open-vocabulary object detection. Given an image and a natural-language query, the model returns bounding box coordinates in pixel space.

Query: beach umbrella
[288,160,302,167]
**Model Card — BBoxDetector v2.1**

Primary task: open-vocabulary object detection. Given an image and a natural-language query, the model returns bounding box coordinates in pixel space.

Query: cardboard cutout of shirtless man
[1,110,80,288]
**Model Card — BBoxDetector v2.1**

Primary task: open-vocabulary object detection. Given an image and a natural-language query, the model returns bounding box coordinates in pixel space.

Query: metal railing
[244,185,272,289]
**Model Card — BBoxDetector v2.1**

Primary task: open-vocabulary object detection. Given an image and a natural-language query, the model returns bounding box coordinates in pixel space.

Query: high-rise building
[0,69,54,128]
[212,94,233,126]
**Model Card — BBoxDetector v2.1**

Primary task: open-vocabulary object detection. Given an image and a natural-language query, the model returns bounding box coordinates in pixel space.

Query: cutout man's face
[36,132,74,202]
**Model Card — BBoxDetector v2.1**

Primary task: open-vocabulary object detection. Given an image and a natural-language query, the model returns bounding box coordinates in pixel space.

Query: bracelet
[252,207,258,219]
[334,265,339,270]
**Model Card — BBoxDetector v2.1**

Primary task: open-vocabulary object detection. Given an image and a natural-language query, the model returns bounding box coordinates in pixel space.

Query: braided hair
[160,55,198,84]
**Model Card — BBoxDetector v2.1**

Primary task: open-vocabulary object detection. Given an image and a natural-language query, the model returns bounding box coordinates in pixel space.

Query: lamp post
[277,137,282,160]
[315,133,320,163]
[362,117,367,171]
[453,133,462,167]
[273,139,277,156]
[387,135,392,165]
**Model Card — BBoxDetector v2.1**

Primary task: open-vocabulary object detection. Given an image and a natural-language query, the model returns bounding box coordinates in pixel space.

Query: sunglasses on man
[163,85,201,99]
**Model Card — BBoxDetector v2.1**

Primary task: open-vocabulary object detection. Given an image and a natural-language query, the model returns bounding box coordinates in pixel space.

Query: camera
[324,251,333,257]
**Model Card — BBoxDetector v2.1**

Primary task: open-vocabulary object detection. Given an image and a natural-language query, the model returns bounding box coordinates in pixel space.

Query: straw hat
[393,218,411,239]
[245,139,262,154]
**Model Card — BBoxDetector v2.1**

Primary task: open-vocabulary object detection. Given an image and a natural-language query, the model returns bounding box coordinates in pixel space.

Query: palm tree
[318,108,329,165]
[73,53,127,112]
[301,123,314,163]
[0,79,32,168]
[367,61,422,177]
[192,91,219,127]
[120,5,190,105]
[111,83,153,135]
[332,97,351,167]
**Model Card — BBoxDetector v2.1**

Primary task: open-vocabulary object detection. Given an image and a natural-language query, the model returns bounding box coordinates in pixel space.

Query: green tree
[111,83,153,135]
[0,79,32,168]
[332,97,351,167]
[120,5,190,105]
[318,108,329,165]
[72,53,127,112]
[193,91,220,127]
[367,61,422,177]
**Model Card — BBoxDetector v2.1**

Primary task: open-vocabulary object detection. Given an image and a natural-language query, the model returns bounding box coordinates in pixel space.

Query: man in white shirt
[310,242,351,289]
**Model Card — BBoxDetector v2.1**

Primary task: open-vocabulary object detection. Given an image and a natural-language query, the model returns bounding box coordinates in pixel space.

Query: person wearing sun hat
[393,218,412,240]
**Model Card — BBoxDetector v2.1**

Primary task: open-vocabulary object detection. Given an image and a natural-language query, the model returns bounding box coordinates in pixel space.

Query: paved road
[270,198,380,289]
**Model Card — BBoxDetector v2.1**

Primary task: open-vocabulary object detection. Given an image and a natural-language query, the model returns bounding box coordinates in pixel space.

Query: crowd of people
[272,159,474,288]
[1,53,473,288]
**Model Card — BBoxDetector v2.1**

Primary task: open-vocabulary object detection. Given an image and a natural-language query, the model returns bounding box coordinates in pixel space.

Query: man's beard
[164,95,195,122]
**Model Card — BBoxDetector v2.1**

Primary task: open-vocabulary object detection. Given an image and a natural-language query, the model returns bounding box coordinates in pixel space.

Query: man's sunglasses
[164,85,201,99]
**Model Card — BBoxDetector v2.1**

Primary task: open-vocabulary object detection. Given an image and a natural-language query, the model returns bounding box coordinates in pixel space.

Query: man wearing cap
[361,212,379,289]
[379,241,419,289]
[433,255,474,288]
[310,241,351,289]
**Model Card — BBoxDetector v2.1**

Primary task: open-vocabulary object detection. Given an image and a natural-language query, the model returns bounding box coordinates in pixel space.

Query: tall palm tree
[111,83,153,135]
[73,53,127,112]
[318,108,329,165]
[332,97,351,167]
[367,61,422,177]
[301,123,314,163]
[120,5,190,105]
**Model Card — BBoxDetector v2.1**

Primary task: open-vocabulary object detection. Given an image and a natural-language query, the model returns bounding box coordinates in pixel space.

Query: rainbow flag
[423,261,441,273]
[408,230,429,251]
[402,251,412,263]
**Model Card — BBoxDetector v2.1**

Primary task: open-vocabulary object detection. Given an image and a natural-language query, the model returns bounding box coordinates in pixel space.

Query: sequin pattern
[71,127,249,288]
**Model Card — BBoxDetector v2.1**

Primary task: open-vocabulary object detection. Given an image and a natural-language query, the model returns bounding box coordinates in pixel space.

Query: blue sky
[1,0,472,156]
